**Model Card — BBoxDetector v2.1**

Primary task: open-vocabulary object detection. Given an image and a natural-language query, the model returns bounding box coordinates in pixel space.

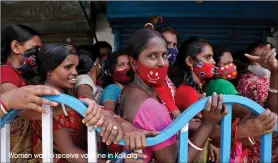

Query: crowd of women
[1,16,277,163]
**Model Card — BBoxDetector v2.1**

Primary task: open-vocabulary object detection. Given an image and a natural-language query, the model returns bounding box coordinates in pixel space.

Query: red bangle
[1,100,9,114]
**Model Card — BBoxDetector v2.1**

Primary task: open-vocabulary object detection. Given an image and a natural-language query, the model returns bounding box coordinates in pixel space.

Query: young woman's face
[12,36,42,63]
[114,54,130,72]
[218,51,234,67]
[162,31,178,48]
[137,36,169,68]
[100,47,111,61]
[47,54,79,89]
[194,43,216,66]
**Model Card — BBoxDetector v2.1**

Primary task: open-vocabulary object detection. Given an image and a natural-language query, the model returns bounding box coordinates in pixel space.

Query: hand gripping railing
[1,94,277,163]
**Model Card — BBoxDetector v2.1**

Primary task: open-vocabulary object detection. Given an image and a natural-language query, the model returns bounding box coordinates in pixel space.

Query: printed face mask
[216,63,238,80]
[112,68,133,85]
[130,57,168,86]
[168,48,178,65]
[17,47,40,78]
[193,61,215,80]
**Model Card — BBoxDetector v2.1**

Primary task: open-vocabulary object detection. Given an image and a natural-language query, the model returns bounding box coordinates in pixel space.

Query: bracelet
[188,139,204,151]
[208,138,212,142]
[268,87,278,94]
[144,23,154,29]
[248,137,256,145]
[1,100,8,114]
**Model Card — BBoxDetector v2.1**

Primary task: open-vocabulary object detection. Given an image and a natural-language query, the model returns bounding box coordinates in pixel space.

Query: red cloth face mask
[193,61,215,80]
[216,63,238,80]
[130,57,168,86]
[112,68,133,85]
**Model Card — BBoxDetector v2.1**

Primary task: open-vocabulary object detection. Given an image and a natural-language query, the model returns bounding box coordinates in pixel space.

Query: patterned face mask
[167,48,178,65]
[216,63,238,80]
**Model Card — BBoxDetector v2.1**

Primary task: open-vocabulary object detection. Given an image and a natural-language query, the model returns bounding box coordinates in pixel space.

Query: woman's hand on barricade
[81,98,104,128]
[238,109,277,139]
[202,93,228,126]
[1,85,60,113]
[208,143,220,163]
[121,122,160,150]
[100,111,123,145]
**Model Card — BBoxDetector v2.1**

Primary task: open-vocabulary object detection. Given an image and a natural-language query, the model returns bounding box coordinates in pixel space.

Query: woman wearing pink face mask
[120,29,228,163]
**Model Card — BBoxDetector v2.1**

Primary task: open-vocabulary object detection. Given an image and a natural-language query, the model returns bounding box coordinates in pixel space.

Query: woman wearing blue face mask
[1,24,42,163]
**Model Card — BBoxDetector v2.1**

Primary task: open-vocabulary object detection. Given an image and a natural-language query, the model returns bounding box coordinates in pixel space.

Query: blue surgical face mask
[168,47,178,65]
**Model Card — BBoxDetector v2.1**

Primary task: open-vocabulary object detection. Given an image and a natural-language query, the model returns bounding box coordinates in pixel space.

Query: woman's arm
[54,128,88,162]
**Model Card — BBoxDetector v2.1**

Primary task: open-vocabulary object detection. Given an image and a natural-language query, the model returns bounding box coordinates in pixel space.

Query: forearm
[267,72,278,113]
[188,123,214,162]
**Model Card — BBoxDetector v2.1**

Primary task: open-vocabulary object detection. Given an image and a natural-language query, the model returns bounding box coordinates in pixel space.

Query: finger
[142,130,160,137]
[140,135,147,149]
[216,94,223,114]
[85,110,102,127]
[82,108,97,124]
[27,103,48,113]
[93,113,104,128]
[106,126,118,145]
[113,126,123,144]
[204,97,212,112]
[268,51,277,64]
[211,153,215,162]
[100,121,108,137]
[263,49,274,63]
[264,115,277,131]
[134,135,142,150]
[92,107,103,127]
[245,53,260,61]
[159,16,163,23]
[30,95,58,107]
[257,109,271,121]
[211,92,218,112]
[129,136,136,150]
[102,124,113,143]
[124,136,130,150]
[263,112,277,129]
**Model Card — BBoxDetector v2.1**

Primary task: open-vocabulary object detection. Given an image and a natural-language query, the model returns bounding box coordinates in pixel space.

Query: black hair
[92,41,112,60]
[171,37,208,89]
[127,29,167,60]
[76,44,95,61]
[212,45,231,66]
[158,26,178,37]
[1,24,40,64]
[157,25,180,46]
[77,54,93,75]
[102,51,129,88]
[37,43,77,82]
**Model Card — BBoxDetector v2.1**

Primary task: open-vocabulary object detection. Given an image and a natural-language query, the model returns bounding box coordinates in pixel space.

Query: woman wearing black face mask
[1,24,42,162]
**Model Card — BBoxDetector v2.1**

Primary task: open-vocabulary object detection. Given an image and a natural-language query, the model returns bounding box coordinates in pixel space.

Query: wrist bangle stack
[1,100,8,114]
[268,87,278,94]
[188,139,204,151]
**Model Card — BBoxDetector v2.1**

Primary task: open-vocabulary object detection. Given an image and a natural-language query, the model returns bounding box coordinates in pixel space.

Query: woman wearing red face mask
[119,29,228,163]
[173,37,277,163]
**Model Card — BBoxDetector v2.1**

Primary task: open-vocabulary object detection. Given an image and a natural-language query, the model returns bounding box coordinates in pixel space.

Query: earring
[47,73,50,76]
